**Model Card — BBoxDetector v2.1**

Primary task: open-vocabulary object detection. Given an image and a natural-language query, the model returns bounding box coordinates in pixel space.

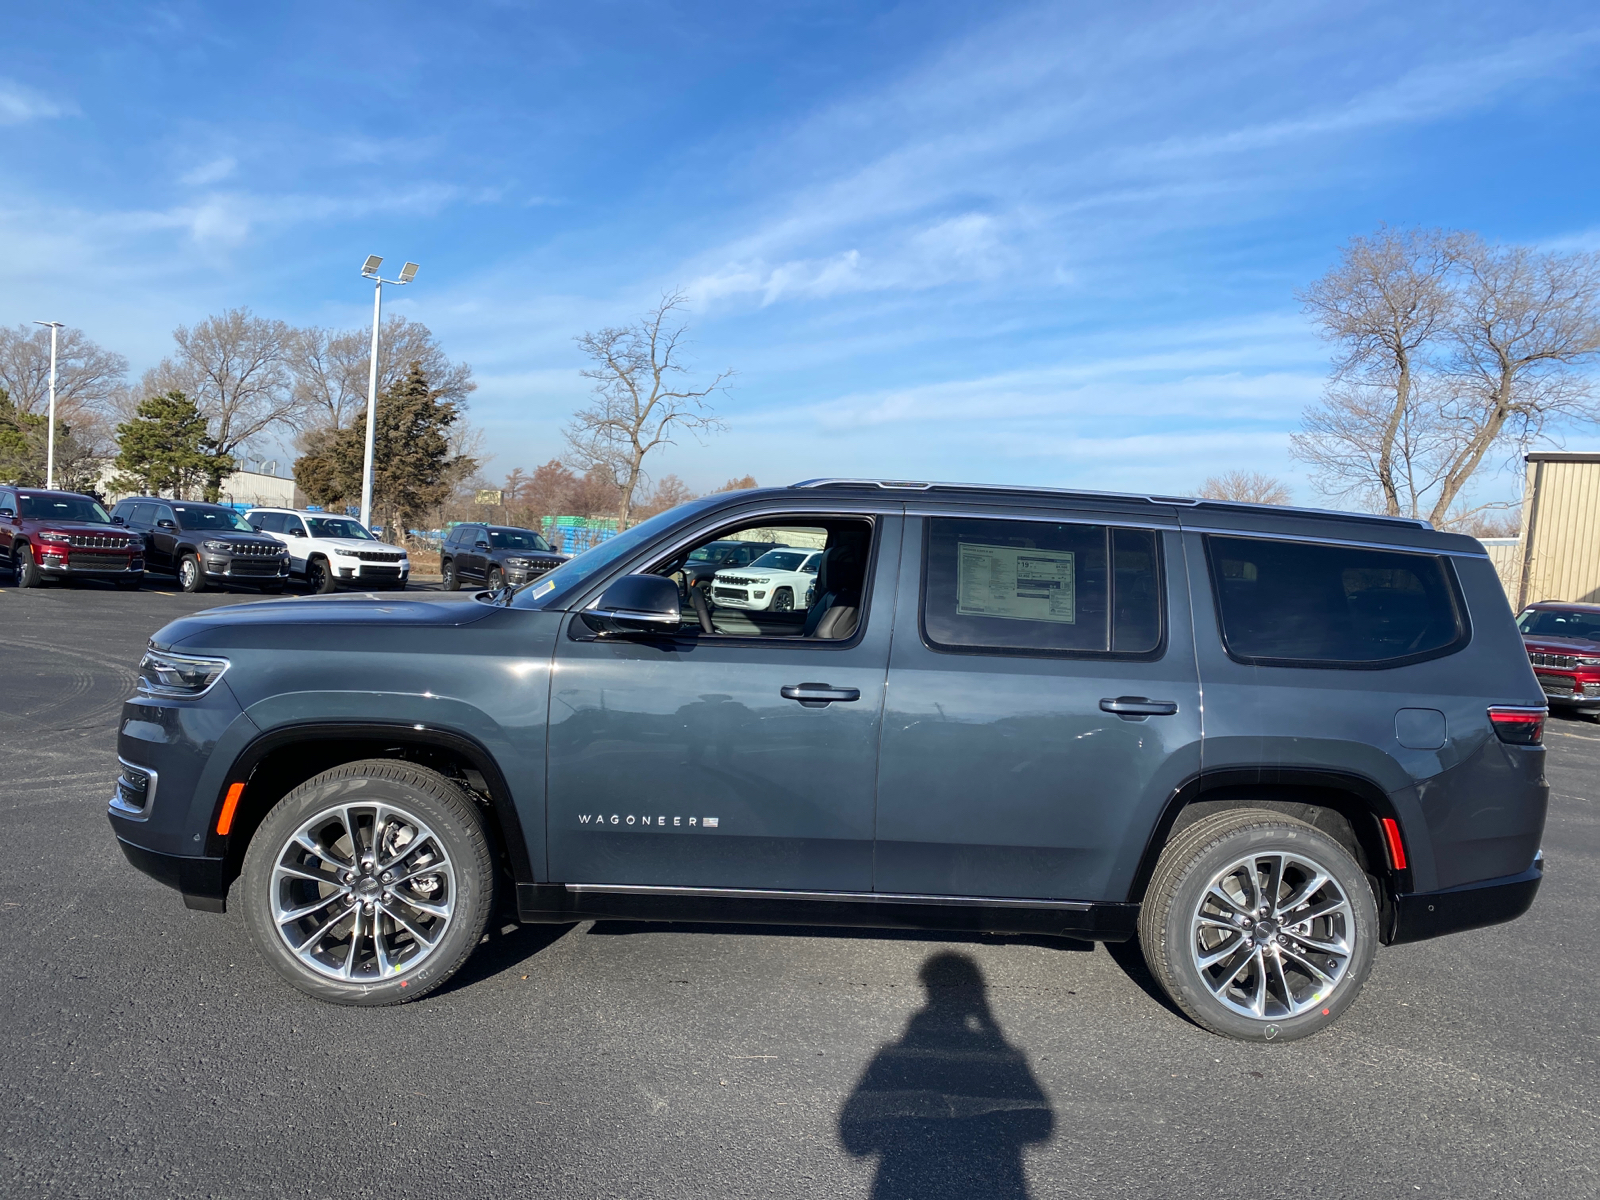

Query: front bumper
[203,554,290,581]
[39,554,144,578]
[1388,853,1543,944]
[115,836,228,911]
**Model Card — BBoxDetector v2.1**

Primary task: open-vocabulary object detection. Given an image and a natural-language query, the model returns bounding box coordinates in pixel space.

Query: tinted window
[130,502,159,526]
[1518,607,1600,640]
[306,517,375,540]
[749,550,810,572]
[489,528,552,551]
[249,512,283,533]
[445,525,465,546]
[175,505,252,532]
[923,517,1162,656]
[687,543,734,563]
[19,494,111,523]
[1207,536,1466,667]
[157,506,177,525]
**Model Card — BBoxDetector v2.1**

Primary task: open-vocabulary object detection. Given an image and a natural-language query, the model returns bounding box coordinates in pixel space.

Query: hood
[193,532,283,549]
[153,591,496,648]
[29,520,131,537]
[1524,635,1600,656]
[320,538,407,553]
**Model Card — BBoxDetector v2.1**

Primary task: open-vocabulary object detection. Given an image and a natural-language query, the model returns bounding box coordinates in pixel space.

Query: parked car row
[0,487,412,593]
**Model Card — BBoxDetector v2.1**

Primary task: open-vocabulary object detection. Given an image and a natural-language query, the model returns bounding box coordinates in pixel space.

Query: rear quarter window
[1205,535,1469,668]
[922,517,1164,658]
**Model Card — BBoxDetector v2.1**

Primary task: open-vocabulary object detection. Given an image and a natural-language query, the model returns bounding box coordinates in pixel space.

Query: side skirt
[516,883,1139,941]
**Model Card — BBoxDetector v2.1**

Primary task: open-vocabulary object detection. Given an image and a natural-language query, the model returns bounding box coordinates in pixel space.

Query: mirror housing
[111,515,125,524]
[475,540,490,549]
[157,518,176,529]
[0,507,12,519]
[288,527,306,538]
[582,575,682,635]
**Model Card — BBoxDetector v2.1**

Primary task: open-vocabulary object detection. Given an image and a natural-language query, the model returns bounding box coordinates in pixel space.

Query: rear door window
[922,517,1164,657]
[130,502,159,526]
[1205,535,1468,667]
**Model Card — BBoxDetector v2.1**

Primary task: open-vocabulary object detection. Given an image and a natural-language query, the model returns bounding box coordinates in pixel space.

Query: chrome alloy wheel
[179,557,200,589]
[1191,850,1355,1021]
[270,802,456,981]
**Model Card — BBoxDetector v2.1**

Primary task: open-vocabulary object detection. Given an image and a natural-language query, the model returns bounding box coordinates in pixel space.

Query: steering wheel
[689,584,714,633]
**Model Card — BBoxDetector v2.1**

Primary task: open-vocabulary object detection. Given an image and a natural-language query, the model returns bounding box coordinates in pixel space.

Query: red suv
[1517,601,1600,720]
[0,487,144,589]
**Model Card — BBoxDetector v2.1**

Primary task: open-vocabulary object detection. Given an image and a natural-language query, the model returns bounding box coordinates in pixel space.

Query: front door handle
[781,683,861,707]
[1100,696,1179,718]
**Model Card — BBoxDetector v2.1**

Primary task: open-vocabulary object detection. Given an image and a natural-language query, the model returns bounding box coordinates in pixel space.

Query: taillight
[1379,817,1407,870]
[1488,706,1545,745]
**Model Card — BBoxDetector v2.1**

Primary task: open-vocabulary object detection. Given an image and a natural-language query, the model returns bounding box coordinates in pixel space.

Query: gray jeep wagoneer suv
[110,480,1547,1041]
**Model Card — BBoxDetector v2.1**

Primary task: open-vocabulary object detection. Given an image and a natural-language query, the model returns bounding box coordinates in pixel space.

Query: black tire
[15,543,42,588]
[441,558,459,591]
[306,555,337,594]
[240,759,495,1005]
[773,587,793,611]
[486,567,505,591]
[177,553,207,593]
[1137,808,1377,1042]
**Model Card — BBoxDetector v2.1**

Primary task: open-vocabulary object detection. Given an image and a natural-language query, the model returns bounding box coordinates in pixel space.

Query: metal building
[1512,451,1600,610]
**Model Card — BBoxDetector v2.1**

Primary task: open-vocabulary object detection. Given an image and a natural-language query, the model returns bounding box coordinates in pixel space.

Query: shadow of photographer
[838,951,1054,1199]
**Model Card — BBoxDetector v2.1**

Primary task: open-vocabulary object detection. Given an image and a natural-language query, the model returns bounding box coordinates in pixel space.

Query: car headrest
[816,531,869,595]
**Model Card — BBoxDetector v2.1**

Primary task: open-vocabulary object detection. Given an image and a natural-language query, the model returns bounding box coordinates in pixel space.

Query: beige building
[1506,452,1600,610]
[99,467,298,509]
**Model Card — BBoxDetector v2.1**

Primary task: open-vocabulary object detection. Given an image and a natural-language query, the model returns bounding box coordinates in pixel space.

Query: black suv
[440,523,566,591]
[110,479,1546,1041]
[111,497,290,593]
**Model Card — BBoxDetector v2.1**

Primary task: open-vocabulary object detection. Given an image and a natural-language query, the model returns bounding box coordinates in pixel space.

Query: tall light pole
[33,321,64,489]
[358,256,419,531]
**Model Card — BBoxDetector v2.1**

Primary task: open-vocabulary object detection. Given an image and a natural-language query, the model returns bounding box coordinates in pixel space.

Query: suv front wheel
[241,760,494,1005]
[1138,808,1377,1042]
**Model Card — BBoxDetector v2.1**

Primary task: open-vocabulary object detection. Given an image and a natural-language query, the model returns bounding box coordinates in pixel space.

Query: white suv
[244,508,410,593]
[710,547,821,612]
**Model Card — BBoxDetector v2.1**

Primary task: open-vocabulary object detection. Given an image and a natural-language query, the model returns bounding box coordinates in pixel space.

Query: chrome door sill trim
[562,883,1093,911]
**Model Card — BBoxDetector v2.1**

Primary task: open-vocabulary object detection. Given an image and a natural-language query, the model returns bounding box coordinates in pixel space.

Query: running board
[516,882,1138,941]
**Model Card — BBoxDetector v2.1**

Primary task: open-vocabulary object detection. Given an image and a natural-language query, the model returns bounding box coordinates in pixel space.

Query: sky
[4,0,1600,505]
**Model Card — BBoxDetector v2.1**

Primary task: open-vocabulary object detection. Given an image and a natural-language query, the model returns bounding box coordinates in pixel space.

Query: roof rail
[789,478,1433,529]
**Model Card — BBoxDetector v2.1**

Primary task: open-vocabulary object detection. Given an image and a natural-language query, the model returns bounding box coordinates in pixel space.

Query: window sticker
[956,543,1076,624]
[531,578,556,599]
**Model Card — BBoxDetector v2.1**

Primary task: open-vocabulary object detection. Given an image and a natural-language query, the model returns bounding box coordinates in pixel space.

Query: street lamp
[33,320,63,489]
[358,256,420,531]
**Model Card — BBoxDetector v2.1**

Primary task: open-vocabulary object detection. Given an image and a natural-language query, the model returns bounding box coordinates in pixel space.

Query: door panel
[545,516,902,891]
[874,515,1201,902]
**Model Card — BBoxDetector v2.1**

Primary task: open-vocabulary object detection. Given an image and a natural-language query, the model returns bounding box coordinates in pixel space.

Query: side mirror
[250,524,266,533]
[475,540,490,550]
[288,527,306,538]
[0,508,12,519]
[157,518,176,529]
[111,515,126,524]
[582,575,682,635]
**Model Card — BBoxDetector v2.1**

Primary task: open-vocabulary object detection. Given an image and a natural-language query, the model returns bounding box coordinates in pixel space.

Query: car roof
[1526,601,1600,612]
[485,524,546,535]
[13,488,98,500]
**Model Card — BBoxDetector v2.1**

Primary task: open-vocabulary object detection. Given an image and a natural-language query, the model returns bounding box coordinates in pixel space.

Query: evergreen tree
[294,363,471,541]
[112,391,234,500]
[0,387,102,489]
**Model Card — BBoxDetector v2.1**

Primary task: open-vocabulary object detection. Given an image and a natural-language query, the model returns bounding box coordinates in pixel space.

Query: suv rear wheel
[1138,808,1377,1042]
[241,760,494,1005]
[441,557,459,591]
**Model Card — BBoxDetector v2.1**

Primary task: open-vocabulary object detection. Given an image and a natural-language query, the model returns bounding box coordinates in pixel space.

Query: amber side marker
[1379,817,1408,871]
[217,782,246,835]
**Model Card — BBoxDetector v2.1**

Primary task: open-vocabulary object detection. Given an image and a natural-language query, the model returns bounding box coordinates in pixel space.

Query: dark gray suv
[108,480,1546,1041]
[110,497,290,592]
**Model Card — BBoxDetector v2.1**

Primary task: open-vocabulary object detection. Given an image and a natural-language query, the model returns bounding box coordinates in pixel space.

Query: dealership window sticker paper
[956,542,1076,623]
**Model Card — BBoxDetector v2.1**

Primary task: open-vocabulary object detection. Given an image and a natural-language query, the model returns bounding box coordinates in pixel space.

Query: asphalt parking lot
[2,577,1596,1199]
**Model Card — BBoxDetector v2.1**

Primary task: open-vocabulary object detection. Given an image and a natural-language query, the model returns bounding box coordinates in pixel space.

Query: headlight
[137,647,230,698]
[1578,656,1600,667]
[334,550,359,559]
[753,577,770,584]
[505,557,531,568]
[203,540,232,552]
[38,530,73,544]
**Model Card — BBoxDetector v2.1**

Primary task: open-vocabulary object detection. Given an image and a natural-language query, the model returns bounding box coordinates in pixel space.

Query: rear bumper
[114,835,228,912]
[1388,853,1542,944]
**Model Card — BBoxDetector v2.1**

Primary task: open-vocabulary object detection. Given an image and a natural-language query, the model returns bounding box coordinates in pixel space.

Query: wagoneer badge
[578,814,720,828]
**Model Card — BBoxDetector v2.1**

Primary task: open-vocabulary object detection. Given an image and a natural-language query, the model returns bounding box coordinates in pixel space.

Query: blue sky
[4,1,1599,503]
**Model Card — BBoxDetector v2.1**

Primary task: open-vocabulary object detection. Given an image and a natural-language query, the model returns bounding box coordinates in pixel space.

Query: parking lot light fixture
[33,320,64,489]
[357,256,418,531]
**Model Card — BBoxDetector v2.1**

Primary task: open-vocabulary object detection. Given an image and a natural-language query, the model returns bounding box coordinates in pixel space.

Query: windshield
[306,516,376,540]
[175,506,254,532]
[1519,608,1600,640]
[748,550,809,572]
[686,544,734,563]
[489,528,552,552]
[20,494,111,523]
[511,496,722,609]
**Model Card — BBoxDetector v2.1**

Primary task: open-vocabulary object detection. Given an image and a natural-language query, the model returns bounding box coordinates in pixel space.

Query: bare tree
[1296,227,1460,515]
[1425,238,1600,524]
[141,308,300,499]
[291,316,475,432]
[1198,470,1293,505]
[565,291,731,529]
[0,324,128,421]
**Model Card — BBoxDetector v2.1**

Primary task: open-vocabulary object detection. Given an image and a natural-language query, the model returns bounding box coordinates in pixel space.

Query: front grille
[720,576,755,586]
[1530,652,1580,669]
[69,551,132,570]
[67,533,134,550]
[1536,672,1578,697]
[231,542,283,557]
[228,559,282,576]
[352,550,405,563]
[713,586,748,600]
[358,565,403,579]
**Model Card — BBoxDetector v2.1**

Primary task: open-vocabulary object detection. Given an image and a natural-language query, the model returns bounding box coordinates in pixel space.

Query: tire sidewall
[17,544,40,587]
[308,555,336,593]
[1156,822,1377,1042]
[441,558,458,590]
[179,554,205,592]
[240,766,492,1005]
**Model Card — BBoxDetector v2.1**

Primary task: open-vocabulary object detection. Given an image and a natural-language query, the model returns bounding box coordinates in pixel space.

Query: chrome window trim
[1177,524,1488,559]
[905,506,1179,532]
[110,758,157,819]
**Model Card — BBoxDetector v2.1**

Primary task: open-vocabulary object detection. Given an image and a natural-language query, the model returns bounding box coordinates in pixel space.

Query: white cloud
[180,156,237,187]
[0,77,73,125]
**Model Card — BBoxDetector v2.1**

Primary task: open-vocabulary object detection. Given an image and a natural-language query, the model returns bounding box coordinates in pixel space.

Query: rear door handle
[1100,696,1179,717]
[781,683,861,707]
